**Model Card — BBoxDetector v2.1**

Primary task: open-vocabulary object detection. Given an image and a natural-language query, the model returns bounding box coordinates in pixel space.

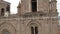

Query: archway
[0,23,16,34]
[26,20,41,34]
[1,8,5,16]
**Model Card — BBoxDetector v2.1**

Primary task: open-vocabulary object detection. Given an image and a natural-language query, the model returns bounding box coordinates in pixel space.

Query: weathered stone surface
[0,0,59,34]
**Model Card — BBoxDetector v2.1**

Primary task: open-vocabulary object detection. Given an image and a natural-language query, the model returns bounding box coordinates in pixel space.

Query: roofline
[0,1,11,5]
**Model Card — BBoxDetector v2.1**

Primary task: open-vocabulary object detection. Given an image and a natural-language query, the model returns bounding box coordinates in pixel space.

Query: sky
[4,0,60,16]
[4,0,20,14]
[57,0,60,16]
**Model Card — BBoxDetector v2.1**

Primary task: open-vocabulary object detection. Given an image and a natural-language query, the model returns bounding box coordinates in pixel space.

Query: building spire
[17,2,21,8]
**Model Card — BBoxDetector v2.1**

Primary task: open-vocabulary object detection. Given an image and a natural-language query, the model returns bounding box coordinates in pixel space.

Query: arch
[1,8,5,16]
[27,20,41,27]
[0,22,16,30]
[26,20,41,34]
[30,23,38,27]
[0,22,16,34]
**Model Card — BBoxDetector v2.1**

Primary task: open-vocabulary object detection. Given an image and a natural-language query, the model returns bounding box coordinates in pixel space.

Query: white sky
[4,0,60,16]
[4,0,20,14]
[57,0,60,16]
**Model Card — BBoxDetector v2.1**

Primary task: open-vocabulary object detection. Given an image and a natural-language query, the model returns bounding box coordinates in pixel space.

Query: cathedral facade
[0,0,59,34]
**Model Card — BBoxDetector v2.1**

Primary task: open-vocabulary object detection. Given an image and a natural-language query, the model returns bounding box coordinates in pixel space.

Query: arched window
[31,26,38,34]
[1,29,10,34]
[35,27,38,34]
[31,27,34,34]
[31,0,37,12]
[1,8,5,16]
[30,23,38,34]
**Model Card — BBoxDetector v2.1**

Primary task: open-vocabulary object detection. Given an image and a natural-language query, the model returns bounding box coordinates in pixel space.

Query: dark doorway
[1,8,5,16]
[31,0,37,12]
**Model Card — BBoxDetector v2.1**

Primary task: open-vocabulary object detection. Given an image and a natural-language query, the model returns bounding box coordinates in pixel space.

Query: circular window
[4,31,10,34]
[1,29,10,34]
